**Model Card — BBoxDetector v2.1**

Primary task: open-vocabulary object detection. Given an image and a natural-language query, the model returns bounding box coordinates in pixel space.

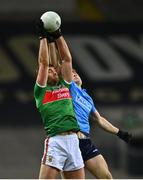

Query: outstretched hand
[36,19,47,39]
[36,19,55,42]
[117,130,132,143]
[48,28,62,40]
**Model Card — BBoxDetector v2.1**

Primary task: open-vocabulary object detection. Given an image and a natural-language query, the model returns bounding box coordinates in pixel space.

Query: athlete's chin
[53,75,59,81]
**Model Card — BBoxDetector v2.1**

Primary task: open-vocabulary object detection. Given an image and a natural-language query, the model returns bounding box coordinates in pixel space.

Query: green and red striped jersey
[34,79,79,137]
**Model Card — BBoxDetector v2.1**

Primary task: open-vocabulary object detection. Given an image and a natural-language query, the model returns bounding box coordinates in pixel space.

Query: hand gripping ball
[40,11,61,32]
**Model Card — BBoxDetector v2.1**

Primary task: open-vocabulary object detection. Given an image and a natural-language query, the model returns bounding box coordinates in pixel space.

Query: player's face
[48,67,59,85]
[72,69,82,86]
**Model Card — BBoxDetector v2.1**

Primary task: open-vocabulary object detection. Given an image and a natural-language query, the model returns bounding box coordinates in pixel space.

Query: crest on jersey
[47,155,53,162]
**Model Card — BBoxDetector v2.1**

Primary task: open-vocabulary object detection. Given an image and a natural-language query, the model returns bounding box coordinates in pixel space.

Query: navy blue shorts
[79,138,100,162]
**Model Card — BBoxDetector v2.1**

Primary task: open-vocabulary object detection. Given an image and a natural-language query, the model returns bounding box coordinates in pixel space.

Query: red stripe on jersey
[42,138,49,164]
[42,87,71,104]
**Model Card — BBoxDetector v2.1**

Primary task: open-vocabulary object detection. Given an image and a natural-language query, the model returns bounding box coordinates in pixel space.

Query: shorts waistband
[77,131,90,139]
[58,131,76,136]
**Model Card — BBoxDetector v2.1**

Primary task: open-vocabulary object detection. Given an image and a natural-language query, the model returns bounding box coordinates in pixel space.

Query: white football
[40,11,61,32]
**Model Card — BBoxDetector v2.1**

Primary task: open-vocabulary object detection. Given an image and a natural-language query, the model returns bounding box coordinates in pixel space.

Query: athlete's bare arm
[92,111,119,134]
[36,38,49,86]
[49,42,61,75]
[55,36,72,83]
[92,108,132,143]
[49,43,58,67]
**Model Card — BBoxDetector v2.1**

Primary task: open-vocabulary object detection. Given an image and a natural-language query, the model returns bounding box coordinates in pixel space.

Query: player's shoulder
[35,82,47,88]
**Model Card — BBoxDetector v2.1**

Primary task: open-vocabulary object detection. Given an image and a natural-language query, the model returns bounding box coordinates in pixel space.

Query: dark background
[0,0,143,178]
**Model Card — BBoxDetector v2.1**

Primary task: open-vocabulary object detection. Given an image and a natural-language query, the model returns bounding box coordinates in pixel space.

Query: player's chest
[42,87,71,104]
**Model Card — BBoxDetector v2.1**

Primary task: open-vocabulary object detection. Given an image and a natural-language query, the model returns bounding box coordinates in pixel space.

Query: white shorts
[41,133,84,171]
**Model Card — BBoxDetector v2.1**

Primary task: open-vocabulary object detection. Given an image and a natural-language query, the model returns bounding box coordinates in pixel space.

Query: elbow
[97,116,103,126]
[39,59,48,67]
[64,54,72,63]
[39,56,49,66]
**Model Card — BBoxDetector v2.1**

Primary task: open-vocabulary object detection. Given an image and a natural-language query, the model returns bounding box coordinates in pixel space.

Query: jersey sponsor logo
[42,88,71,104]
[47,155,53,163]
[76,95,91,111]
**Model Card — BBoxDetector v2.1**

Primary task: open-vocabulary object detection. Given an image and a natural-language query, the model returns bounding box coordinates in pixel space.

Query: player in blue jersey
[63,68,132,179]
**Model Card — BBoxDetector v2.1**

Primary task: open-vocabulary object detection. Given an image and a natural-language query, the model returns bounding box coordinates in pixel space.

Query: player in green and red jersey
[34,20,85,179]
[34,79,80,137]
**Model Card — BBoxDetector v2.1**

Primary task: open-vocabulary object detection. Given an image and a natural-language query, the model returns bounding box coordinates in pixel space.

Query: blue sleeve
[91,98,97,113]
[91,105,97,113]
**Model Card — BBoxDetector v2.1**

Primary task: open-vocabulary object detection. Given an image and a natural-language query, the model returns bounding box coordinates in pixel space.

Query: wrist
[50,28,62,40]
[117,129,132,143]
[117,129,121,136]
[39,36,45,40]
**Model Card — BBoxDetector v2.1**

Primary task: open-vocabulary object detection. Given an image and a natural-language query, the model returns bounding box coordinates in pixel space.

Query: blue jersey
[70,81,97,134]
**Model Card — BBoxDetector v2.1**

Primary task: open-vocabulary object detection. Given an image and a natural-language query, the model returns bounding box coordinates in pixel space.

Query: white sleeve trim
[63,79,72,85]
[36,82,46,88]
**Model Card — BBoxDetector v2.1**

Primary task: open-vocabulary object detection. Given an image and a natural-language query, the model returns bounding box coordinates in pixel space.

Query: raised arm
[36,38,49,86]
[49,42,62,77]
[92,111,132,143]
[49,43,58,67]
[93,111,119,134]
[42,19,72,82]
[55,36,72,83]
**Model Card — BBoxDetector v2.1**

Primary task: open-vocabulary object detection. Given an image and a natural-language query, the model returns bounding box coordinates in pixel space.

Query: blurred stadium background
[0,0,143,178]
